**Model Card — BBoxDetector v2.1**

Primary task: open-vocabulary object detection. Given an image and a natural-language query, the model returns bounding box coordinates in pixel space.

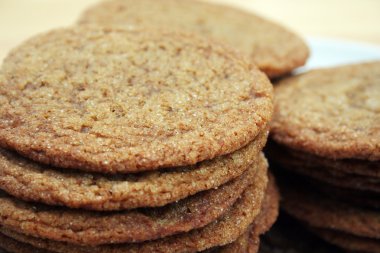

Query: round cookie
[0,166,270,253]
[0,179,279,253]
[0,233,50,253]
[271,62,380,161]
[78,0,309,78]
[267,142,380,178]
[277,169,380,210]
[0,25,273,174]
[0,232,258,253]
[266,142,380,193]
[282,185,380,240]
[0,129,267,211]
[270,148,380,193]
[246,173,280,253]
[259,214,343,253]
[313,228,380,253]
[284,160,380,193]
[207,173,280,253]
[0,155,264,245]
[312,181,380,209]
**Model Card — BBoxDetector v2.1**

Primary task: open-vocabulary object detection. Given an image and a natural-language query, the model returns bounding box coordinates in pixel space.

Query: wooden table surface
[1,0,379,61]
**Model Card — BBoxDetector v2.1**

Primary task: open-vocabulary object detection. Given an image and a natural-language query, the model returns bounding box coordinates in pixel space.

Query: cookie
[0,154,266,246]
[0,178,278,253]
[312,180,380,209]
[282,185,380,239]
[0,233,50,253]
[267,141,380,178]
[78,0,309,78]
[208,173,280,253]
[0,166,269,253]
[0,230,257,253]
[246,173,280,253]
[271,153,380,193]
[267,142,380,193]
[0,25,273,173]
[313,228,380,253]
[271,62,380,161]
[260,213,343,253]
[0,225,256,253]
[0,129,267,211]
[275,167,380,209]
[284,161,380,193]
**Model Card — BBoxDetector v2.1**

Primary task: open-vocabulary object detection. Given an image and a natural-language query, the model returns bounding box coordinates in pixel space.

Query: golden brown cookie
[0,233,49,253]
[0,163,268,253]
[0,154,266,246]
[259,213,343,253]
[266,142,380,193]
[208,173,280,253]
[283,160,380,193]
[0,176,278,253]
[0,25,273,174]
[1,231,261,253]
[78,0,309,78]
[271,62,380,161]
[269,149,380,193]
[313,228,380,253]
[246,173,280,253]
[282,185,380,240]
[267,142,380,178]
[0,130,267,211]
[0,222,260,253]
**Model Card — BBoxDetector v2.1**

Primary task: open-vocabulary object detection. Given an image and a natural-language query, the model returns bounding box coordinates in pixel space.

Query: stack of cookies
[0,23,277,252]
[268,62,380,253]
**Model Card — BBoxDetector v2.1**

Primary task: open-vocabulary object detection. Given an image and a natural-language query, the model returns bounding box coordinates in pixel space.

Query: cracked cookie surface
[0,25,273,173]
[272,62,380,161]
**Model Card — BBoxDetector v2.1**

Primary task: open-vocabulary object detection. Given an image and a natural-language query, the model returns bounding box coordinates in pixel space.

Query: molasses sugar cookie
[0,25,273,174]
[0,169,269,253]
[0,178,279,253]
[271,62,380,161]
[313,228,380,253]
[282,186,380,240]
[78,0,309,78]
[0,130,268,210]
[0,155,267,246]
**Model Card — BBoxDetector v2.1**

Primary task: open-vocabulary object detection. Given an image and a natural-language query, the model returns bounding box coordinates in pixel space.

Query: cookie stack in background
[267,62,380,253]
[0,22,277,252]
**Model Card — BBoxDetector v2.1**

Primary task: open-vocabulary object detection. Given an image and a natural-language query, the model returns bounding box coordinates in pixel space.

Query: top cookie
[271,62,380,161]
[0,25,273,173]
[78,0,309,78]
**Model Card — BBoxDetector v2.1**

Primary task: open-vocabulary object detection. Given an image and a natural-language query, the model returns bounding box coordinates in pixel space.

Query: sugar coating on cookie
[0,156,264,245]
[0,168,270,253]
[0,179,279,253]
[79,0,309,78]
[272,62,380,161]
[0,130,268,210]
[282,186,380,240]
[0,25,273,173]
